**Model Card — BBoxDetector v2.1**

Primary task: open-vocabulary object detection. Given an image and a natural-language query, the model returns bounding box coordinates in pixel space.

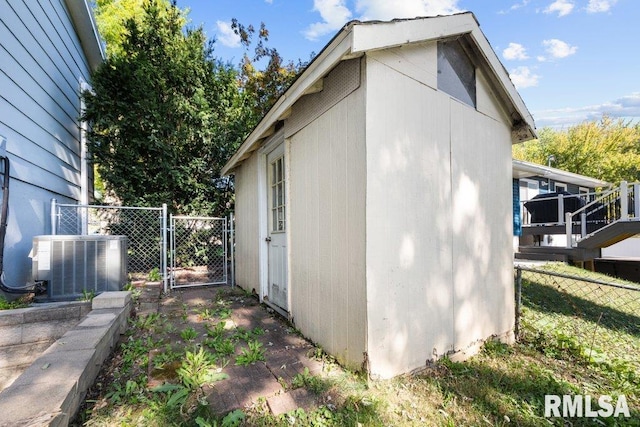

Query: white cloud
[543,39,577,58]
[304,0,464,41]
[498,0,530,14]
[303,0,353,41]
[586,0,617,13]
[215,21,241,48]
[510,0,530,11]
[509,66,540,89]
[503,43,529,61]
[543,0,574,17]
[265,0,273,3]
[536,55,547,62]
[533,93,640,128]
[355,0,463,21]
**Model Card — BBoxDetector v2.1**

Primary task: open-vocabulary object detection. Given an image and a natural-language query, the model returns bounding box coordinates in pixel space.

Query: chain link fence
[515,265,640,367]
[52,201,166,282]
[170,216,228,288]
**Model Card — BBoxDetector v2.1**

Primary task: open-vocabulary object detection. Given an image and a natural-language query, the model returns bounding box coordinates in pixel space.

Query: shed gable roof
[222,12,536,176]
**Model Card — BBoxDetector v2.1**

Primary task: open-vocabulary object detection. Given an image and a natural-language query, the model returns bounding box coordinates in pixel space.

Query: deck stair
[519,181,640,262]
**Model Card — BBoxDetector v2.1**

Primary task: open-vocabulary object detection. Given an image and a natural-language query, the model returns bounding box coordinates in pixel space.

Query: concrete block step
[0,318,84,347]
[0,292,132,427]
[0,302,90,348]
[0,302,90,327]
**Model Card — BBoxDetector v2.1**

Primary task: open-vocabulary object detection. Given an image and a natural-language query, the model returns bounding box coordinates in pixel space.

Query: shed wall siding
[234,152,260,291]
[0,0,92,286]
[449,100,515,352]
[364,49,514,379]
[476,68,511,126]
[287,64,367,370]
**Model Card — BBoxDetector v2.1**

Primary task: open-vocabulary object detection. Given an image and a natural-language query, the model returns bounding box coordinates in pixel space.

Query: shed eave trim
[467,26,537,140]
[221,29,354,176]
[350,13,475,54]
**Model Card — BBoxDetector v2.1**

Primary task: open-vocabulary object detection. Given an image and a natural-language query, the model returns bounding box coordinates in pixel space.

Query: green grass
[519,264,640,370]
[75,271,640,426]
[0,295,30,310]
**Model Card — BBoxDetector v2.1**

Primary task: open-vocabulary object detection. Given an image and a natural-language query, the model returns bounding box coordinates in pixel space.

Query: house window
[437,39,476,108]
[579,186,592,202]
[555,183,567,193]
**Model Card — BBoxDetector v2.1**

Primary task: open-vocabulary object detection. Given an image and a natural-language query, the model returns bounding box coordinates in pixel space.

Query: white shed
[221,12,537,379]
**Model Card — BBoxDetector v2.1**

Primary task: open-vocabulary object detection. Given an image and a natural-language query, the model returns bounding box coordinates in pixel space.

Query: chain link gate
[169,215,231,289]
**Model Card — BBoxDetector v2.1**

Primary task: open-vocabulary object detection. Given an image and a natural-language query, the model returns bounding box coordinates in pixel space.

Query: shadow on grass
[429,352,640,427]
[521,279,640,337]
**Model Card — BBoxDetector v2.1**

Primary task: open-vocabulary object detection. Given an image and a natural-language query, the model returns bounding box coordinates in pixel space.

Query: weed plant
[235,340,265,366]
[77,273,639,426]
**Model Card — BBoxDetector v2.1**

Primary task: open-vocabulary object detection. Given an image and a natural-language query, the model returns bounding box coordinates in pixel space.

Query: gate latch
[265,236,272,242]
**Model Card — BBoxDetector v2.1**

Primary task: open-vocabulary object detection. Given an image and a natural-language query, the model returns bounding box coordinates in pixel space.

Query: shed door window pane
[270,156,285,232]
[437,39,476,108]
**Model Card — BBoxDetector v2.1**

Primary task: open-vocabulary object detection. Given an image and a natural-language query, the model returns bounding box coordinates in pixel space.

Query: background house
[512,159,610,248]
[513,160,640,281]
[222,13,536,378]
[0,0,103,293]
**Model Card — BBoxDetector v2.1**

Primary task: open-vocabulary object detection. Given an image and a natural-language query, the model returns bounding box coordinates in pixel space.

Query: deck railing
[564,181,640,247]
[520,191,598,227]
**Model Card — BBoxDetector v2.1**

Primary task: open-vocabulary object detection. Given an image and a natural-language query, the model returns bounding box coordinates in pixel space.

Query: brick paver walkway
[139,284,329,416]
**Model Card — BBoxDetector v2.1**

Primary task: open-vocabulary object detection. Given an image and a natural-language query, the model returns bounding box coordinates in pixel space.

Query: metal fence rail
[515,265,640,365]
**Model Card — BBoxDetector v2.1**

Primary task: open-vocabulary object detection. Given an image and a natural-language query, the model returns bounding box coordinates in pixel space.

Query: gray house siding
[0,0,98,288]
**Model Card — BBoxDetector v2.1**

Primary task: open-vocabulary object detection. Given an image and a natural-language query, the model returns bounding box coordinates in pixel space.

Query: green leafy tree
[84,1,244,215]
[513,116,640,184]
[231,19,309,126]
[94,0,184,59]
[87,2,308,215]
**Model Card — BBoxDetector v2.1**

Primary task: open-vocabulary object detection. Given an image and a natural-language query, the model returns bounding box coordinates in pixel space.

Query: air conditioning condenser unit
[32,235,128,301]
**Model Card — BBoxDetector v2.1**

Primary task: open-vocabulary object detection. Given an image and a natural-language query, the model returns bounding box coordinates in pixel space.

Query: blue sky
[177,0,639,129]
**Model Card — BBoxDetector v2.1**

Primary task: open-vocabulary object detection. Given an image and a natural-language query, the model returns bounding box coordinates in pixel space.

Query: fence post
[80,204,88,235]
[620,181,628,221]
[162,203,168,294]
[50,198,57,235]
[515,267,522,339]
[230,212,235,288]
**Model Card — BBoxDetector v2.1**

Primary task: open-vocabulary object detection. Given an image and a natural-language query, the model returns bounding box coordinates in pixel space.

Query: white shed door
[266,144,288,310]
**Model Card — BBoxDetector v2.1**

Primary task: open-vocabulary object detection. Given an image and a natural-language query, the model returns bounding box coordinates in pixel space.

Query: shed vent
[32,235,128,301]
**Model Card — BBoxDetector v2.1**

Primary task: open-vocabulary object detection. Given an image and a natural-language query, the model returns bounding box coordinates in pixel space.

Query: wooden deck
[518,220,640,263]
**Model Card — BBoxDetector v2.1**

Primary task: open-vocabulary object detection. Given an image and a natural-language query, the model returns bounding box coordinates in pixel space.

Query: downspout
[79,80,92,234]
